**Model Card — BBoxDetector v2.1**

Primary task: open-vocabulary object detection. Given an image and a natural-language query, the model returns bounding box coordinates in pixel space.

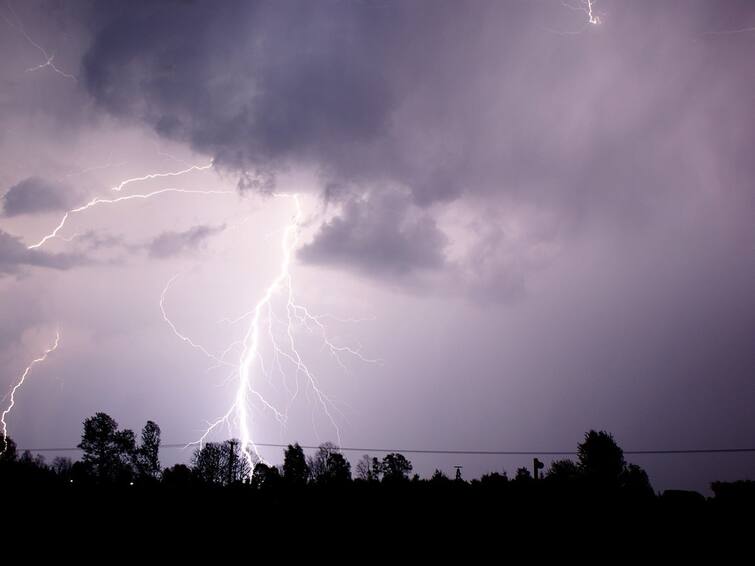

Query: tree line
[1,411,752,509]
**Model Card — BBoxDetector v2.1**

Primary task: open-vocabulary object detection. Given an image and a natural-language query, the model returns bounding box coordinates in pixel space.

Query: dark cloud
[79,0,755,282]
[0,229,82,275]
[148,224,225,258]
[2,177,81,216]
[299,190,446,277]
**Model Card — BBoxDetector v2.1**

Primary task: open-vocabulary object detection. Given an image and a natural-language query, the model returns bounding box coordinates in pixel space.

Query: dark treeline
[1,411,753,523]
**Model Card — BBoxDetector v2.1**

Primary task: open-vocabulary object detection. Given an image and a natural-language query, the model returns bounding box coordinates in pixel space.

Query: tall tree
[577,430,626,486]
[621,463,654,497]
[308,442,351,484]
[307,442,339,481]
[191,442,224,485]
[283,443,308,486]
[78,412,135,483]
[191,440,252,485]
[222,439,251,485]
[135,420,161,481]
[381,453,412,482]
[324,452,351,485]
[355,454,373,481]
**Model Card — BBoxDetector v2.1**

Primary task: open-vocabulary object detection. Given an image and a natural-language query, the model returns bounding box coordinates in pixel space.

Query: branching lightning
[174,193,379,469]
[160,275,235,369]
[1,1,76,81]
[0,332,61,455]
[19,158,375,470]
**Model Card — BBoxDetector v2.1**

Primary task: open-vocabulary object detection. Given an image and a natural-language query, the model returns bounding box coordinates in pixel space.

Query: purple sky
[1,0,753,492]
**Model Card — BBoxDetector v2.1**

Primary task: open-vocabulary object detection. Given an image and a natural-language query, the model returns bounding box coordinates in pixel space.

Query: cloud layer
[148,224,225,258]
[79,0,755,289]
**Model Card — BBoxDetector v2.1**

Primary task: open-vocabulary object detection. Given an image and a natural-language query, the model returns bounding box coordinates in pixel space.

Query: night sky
[1,0,753,492]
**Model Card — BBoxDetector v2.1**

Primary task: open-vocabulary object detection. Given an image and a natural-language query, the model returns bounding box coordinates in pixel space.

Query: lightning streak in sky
[560,0,601,26]
[160,275,235,370]
[1,2,76,80]
[18,160,373,470]
[181,194,377,469]
[586,0,600,25]
[28,187,234,249]
[110,162,214,192]
[1,332,61,455]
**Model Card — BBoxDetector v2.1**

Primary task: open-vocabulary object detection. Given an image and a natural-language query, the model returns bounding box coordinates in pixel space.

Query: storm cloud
[299,190,446,278]
[79,0,755,285]
[2,177,82,217]
[148,223,225,258]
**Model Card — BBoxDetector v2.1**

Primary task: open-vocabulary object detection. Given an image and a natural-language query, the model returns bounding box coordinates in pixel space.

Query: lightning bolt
[586,0,600,25]
[171,193,378,470]
[110,162,214,192]
[160,274,235,370]
[0,154,226,452]
[1,1,76,81]
[28,187,234,249]
[560,0,601,26]
[16,160,375,472]
[0,331,61,455]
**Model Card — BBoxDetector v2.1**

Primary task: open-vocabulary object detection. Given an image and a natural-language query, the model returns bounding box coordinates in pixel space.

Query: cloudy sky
[1,0,753,491]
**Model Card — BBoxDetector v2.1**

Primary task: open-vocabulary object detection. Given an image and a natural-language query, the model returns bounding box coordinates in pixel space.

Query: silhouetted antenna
[454,465,463,481]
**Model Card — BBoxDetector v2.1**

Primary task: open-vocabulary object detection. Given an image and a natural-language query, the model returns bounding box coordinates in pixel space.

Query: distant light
[69,479,73,483]
[129,481,134,486]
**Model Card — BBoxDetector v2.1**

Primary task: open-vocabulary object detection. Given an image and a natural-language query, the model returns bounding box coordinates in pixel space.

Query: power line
[17,443,755,456]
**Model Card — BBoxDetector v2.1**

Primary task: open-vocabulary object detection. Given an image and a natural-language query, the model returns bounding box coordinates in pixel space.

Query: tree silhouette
[371,457,383,481]
[355,454,374,481]
[134,420,161,481]
[191,439,250,485]
[52,457,73,482]
[162,464,193,487]
[546,459,580,483]
[191,442,224,485]
[621,463,654,497]
[324,452,351,484]
[430,469,451,485]
[381,453,412,482]
[283,443,308,486]
[251,462,281,489]
[308,442,338,481]
[308,442,351,485]
[479,471,508,487]
[514,467,532,483]
[0,437,17,465]
[222,439,251,485]
[78,412,136,483]
[577,430,625,486]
